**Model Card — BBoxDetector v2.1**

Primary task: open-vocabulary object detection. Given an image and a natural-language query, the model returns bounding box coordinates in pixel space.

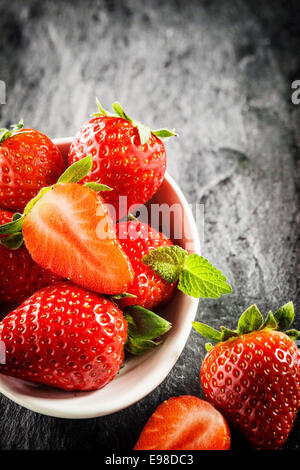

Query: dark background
[0,0,299,451]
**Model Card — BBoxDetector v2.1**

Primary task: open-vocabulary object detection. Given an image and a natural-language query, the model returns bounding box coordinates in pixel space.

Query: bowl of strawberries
[0,102,231,418]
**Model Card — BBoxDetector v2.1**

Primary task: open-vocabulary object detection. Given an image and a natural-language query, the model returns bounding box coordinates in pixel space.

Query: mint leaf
[237,305,264,334]
[84,182,112,192]
[142,245,188,283]
[178,254,232,298]
[274,302,294,330]
[57,155,92,184]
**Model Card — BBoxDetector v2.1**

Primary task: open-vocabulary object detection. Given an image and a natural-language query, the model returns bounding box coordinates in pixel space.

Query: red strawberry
[0,209,61,303]
[116,220,177,309]
[22,182,134,295]
[134,395,231,450]
[0,121,65,212]
[68,100,176,219]
[194,303,300,450]
[0,282,127,390]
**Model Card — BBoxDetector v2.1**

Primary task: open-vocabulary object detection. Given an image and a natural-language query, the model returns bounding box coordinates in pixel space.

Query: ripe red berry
[68,101,175,219]
[0,123,65,212]
[116,220,177,309]
[0,282,127,391]
[194,303,300,449]
[0,209,61,303]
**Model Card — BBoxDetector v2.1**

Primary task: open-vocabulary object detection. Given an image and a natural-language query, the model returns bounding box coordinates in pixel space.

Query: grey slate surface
[0,0,299,451]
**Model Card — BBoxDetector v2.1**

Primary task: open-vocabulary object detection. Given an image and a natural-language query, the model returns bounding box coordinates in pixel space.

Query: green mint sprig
[142,245,232,299]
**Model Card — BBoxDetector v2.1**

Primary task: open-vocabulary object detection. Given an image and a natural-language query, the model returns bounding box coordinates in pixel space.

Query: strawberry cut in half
[134,395,231,450]
[0,156,134,295]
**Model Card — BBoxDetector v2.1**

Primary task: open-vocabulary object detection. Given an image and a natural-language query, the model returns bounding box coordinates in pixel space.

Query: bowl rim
[0,137,201,419]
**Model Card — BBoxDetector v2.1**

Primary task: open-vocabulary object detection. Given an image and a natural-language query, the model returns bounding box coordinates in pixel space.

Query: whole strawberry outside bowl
[0,137,201,419]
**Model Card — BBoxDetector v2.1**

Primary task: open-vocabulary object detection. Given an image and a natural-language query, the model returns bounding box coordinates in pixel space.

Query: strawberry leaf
[192,321,222,342]
[57,155,93,184]
[273,302,294,330]
[178,254,232,298]
[0,215,24,235]
[285,329,300,341]
[94,100,176,146]
[152,129,177,139]
[237,305,264,334]
[125,305,171,355]
[220,326,239,341]
[142,245,188,283]
[94,97,110,116]
[84,182,113,192]
[0,119,24,145]
[110,292,137,300]
[135,122,152,146]
[126,336,159,355]
[0,232,23,249]
[112,102,133,122]
[260,311,278,330]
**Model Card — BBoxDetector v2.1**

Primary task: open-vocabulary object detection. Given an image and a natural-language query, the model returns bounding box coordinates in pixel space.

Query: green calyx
[124,305,171,355]
[0,155,112,249]
[92,98,177,146]
[0,119,24,145]
[142,245,232,299]
[192,301,299,352]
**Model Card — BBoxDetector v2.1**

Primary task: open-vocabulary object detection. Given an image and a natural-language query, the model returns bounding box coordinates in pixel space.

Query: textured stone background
[0,0,299,451]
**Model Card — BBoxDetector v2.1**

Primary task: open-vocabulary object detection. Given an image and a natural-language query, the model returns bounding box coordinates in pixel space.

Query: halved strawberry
[0,157,134,295]
[134,395,231,450]
[22,182,133,294]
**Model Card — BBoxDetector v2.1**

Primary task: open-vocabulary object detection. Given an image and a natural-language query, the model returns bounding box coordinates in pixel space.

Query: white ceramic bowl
[0,137,200,419]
